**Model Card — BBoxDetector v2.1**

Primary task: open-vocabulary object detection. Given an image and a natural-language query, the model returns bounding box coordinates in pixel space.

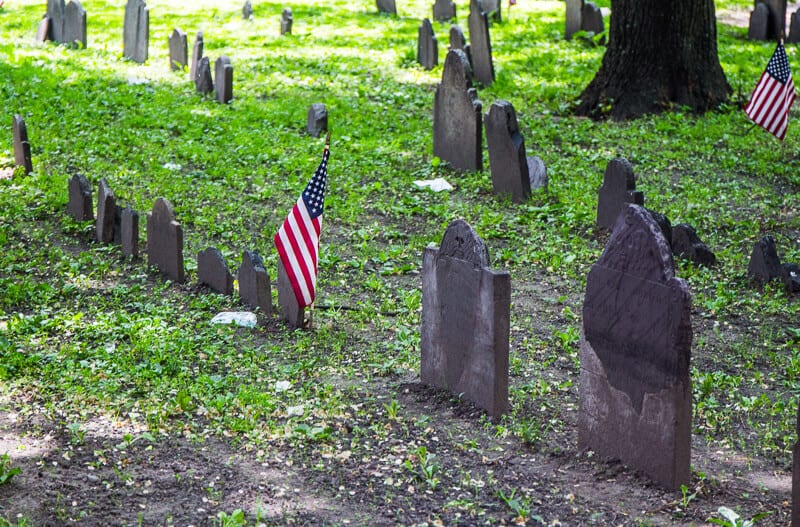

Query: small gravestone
[198,247,233,295]
[307,103,328,137]
[793,402,800,527]
[123,0,149,63]
[215,56,233,104]
[527,155,548,191]
[786,263,800,292]
[433,49,482,171]
[377,0,397,15]
[12,115,33,175]
[417,19,438,71]
[748,235,787,286]
[36,16,51,42]
[68,174,93,221]
[433,0,455,21]
[96,178,117,244]
[749,2,770,40]
[764,0,787,40]
[485,100,530,203]
[581,1,604,35]
[647,209,673,249]
[239,250,271,313]
[672,224,716,267]
[281,8,293,35]
[168,28,187,71]
[190,31,203,81]
[421,219,510,417]
[565,0,582,39]
[789,9,800,43]
[277,259,304,328]
[121,207,139,258]
[62,0,86,48]
[196,56,214,94]
[480,0,501,22]
[448,25,472,67]
[47,0,66,43]
[468,0,494,86]
[596,157,644,230]
[580,204,692,490]
[242,0,253,19]
[146,198,184,283]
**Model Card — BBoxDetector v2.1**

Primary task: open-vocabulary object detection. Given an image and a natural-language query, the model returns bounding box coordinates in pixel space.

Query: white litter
[210,311,257,327]
[413,178,453,192]
[275,381,291,392]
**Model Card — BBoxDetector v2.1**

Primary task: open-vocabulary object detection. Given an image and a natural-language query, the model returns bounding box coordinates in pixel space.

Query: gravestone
[198,247,233,295]
[12,115,33,175]
[47,0,66,43]
[480,0,501,22]
[36,16,51,43]
[417,18,438,71]
[123,0,149,63]
[672,224,716,267]
[281,8,293,35]
[789,9,800,43]
[242,0,253,19]
[596,157,644,230]
[581,1,604,35]
[448,25,472,67]
[196,57,214,94]
[96,178,117,244]
[794,402,800,527]
[215,56,233,104]
[484,100,531,203]
[377,0,397,15]
[433,49,482,171]
[565,0,582,39]
[239,250,272,313]
[647,210,673,250]
[421,219,510,417]
[63,0,87,48]
[764,0,787,40]
[68,174,93,221]
[121,207,139,258]
[146,198,184,283]
[168,28,187,71]
[749,2,770,40]
[748,235,787,286]
[307,103,328,137]
[527,155,548,191]
[433,0,456,21]
[190,31,203,81]
[468,0,494,86]
[277,259,304,328]
[580,204,692,490]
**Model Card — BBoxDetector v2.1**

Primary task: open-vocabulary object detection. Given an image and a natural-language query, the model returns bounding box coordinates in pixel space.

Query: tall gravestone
[468,0,494,86]
[36,16,51,43]
[12,115,33,176]
[190,31,204,81]
[417,18,438,71]
[123,0,149,63]
[146,198,184,283]
[215,56,233,104]
[433,49,482,171]
[239,250,272,313]
[198,247,233,295]
[580,204,692,490]
[565,0,582,39]
[762,0,787,40]
[433,0,456,21]
[581,2,603,35]
[196,57,214,94]
[448,25,472,67]
[485,100,531,203]
[121,207,139,258]
[596,157,644,230]
[68,174,93,221]
[277,259,303,327]
[242,0,253,19]
[377,0,397,15]
[749,2,771,40]
[46,0,66,43]
[169,28,187,71]
[480,0,501,22]
[307,103,328,137]
[96,178,117,244]
[421,219,510,417]
[281,8,293,35]
[63,0,87,48]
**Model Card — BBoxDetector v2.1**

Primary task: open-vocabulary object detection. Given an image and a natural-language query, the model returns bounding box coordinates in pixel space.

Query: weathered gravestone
[12,115,33,176]
[527,155,548,191]
[215,56,233,104]
[281,8,293,35]
[196,56,214,94]
[433,0,456,22]
[480,0,501,22]
[121,207,139,258]
[63,0,87,48]
[580,204,692,490]
[433,49,482,171]
[46,0,66,43]
[146,198,184,283]
[36,16,51,43]
[581,1,604,35]
[68,174,93,221]
[277,259,304,328]
[448,25,472,67]
[198,247,233,295]
[789,9,800,43]
[749,2,770,40]
[596,157,644,230]
[377,0,397,15]
[239,250,272,313]
[190,31,203,81]
[168,28,187,71]
[307,103,328,138]
[417,18,438,71]
[96,178,118,244]
[647,209,672,250]
[565,0,582,40]
[748,235,794,289]
[468,0,494,86]
[242,0,253,19]
[671,224,716,267]
[484,100,531,203]
[123,0,149,63]
[761,0,787,40]
[793,402,800,527]
[421,219,510,417]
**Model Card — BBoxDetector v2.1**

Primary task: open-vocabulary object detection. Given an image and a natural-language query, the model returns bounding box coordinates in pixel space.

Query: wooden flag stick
[325,131,331,148]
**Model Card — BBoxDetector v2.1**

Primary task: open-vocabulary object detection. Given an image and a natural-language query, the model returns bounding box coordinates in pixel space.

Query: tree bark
[575,0,732,120]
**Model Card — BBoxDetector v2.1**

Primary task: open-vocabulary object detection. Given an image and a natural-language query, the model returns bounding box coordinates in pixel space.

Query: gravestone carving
[121,207,139,258]
[277,259,303,328]
[480,0,501,22]
[239,250,272,313]
[242,0,253,19]
[190,31,203,81]
[433,49,482,171]
[307,103,328,137]
[377,0,397,15]
[433,0,456,21]
[749,2,770,40]
[417,18,438,71]
[672,224,716,267]
[565,0,582,39]
[63,0,87,48]
[47,0,66,43]
[580,204,692,490]
[96,178,117,244]
[68,174,93,221]
[215,56,233,104]
[198,247,233,295]
[448,25,472,67]
[281,8,293,35]
[36,16,51,43]
[421,219,510,417]
[123,0,149,63]
[485,100,531,203]
[468,0,494,86]
[169,28,187,71]
[581,1,604,35]
[596,157,644,230]
[196,56,214,94]
[527,156,548,191]
[146,198,184,283]
[794,402,800,527]
[12,115,33,175]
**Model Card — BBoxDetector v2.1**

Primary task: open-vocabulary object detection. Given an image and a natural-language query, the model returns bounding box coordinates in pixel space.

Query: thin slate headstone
[646,209,673,250]
[580,204,692,490]
[748,235,788,286]
[580,1,604,35]
[68,174,93,221]
[63,0,87,48]
[281,8,293,35]
[12,115,33,175]
[190,31,203,81]
[448,25,472,67]
[242,0,253,19]
[277,259,304,328]
[146,198,184,283]
[433,49,482,171]
[749,3,770,40]
[793,402,800,527]
[47,0,66,43]
[468,0,495,86]
[307,103,328,137]
[417,18,439,71]
[421,219,510,417]
[96,178,117,244]
[480,0,501,22]
[121,207,139,258]
[239,250,272,314]
[763,0,787,40]
[433,0,456,22]
[672,224,716,267]
[198,247,233,295]
[484,100,531,203]
[196,56,214,94]
[376,0,397,15]
[36,16,52,43]
[215,55,233,104]
[123,0,149,63]
[168,28,188,71]
[789,9,800,43]
[527,155,548,191]
[596,157,644,230]
[565,0,582,40]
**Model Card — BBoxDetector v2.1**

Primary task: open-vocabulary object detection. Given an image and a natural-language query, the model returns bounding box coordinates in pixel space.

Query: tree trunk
[575,0,732,120]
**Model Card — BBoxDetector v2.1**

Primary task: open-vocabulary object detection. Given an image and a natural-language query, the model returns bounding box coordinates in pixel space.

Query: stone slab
[749,3,770,40]
[485,100,531,203]
[377,0,397,15]
[468,0,495,86]
[748,235,788,286]
[239,250,272,314]
[196,56,214,94]
[68,174,93,221]
[242,0,253,19]
[12,115,33,175]
[672,223,716,267]
[789,10,800,43]
[277,258,304,328]
[307,103,328,137]
[190,31,203,81]
[281,8,293,35]
[198,247,233,295]
[480,0,501,22]
[448,25,472,67]
[565,0,582,40]
[47,0,66,43]
[96,178,117,244]
[764,0,787,40]
[146,197,184,283]
[121,207,139,258]
[417,18,438,71]
[527,156,548,191]
[123,0,148,63]
[36,16,52,43]
[433,0,456,21]
[596,157,644,230]
[581,1,604,34]
[215,55,233,104]
[169,28,187,71]
[63,0,87,48]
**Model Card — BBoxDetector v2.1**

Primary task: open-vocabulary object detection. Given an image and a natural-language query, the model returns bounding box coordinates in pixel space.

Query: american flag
[274,142,329,308]
[744,42,796,141]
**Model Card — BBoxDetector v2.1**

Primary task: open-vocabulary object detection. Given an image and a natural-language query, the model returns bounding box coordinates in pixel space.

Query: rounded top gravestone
[438,219,490,268]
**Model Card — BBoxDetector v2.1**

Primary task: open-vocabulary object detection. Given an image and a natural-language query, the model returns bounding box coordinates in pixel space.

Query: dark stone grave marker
[580,204,692,490]
[647,209,672,250]
[748,235,788,286]
[196,56,214,94]
[468,0,494,86]
[565,0,582,39]
[484,100,531,203]
[789,9,800,43]
[169,28,187,71]
[581,1,603,35]
[307,103,328,137]
[421,219,510,417]
[527,155,548,191]
[672,224,716,267]
[596,157,644,230]
[12,115,33,175]
[277,259,304,328]
[433,49,482,171]
[793,402,800,526]
[764,0,787,40]
[121,207,139,258]
[68,174,93,221]
[63,0,86,48]
[281,8,293,35]
[480,0,501,22]
[96,178,117,244]
[198,247,233,295]
[417,18,438,71]
[146,198,184,283]
[749,2,770,40]
[123,0,149,63]
[47,0,66,43]
[190,31,203,81]
[377,0,397,15]
[448,25,472,67]
[433,0,456,21]
[239,250,272,313]
[242,0,253,19]
[36,16,51,43]
[215,56,233,104]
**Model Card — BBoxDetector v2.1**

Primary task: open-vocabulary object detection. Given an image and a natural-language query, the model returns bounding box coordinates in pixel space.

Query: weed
[0,453,20,485]
[404,446,440,491]
[708,506,772,527]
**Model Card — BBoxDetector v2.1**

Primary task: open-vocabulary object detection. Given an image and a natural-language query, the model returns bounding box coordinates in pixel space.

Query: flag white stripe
[277,226,313,305]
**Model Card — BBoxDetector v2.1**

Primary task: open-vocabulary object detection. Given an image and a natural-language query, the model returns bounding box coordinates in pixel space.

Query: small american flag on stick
[744,42,796,141]
[274,134,330,308]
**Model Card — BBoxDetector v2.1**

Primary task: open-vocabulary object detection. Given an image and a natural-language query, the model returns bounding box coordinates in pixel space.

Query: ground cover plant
[1,0,800,524]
